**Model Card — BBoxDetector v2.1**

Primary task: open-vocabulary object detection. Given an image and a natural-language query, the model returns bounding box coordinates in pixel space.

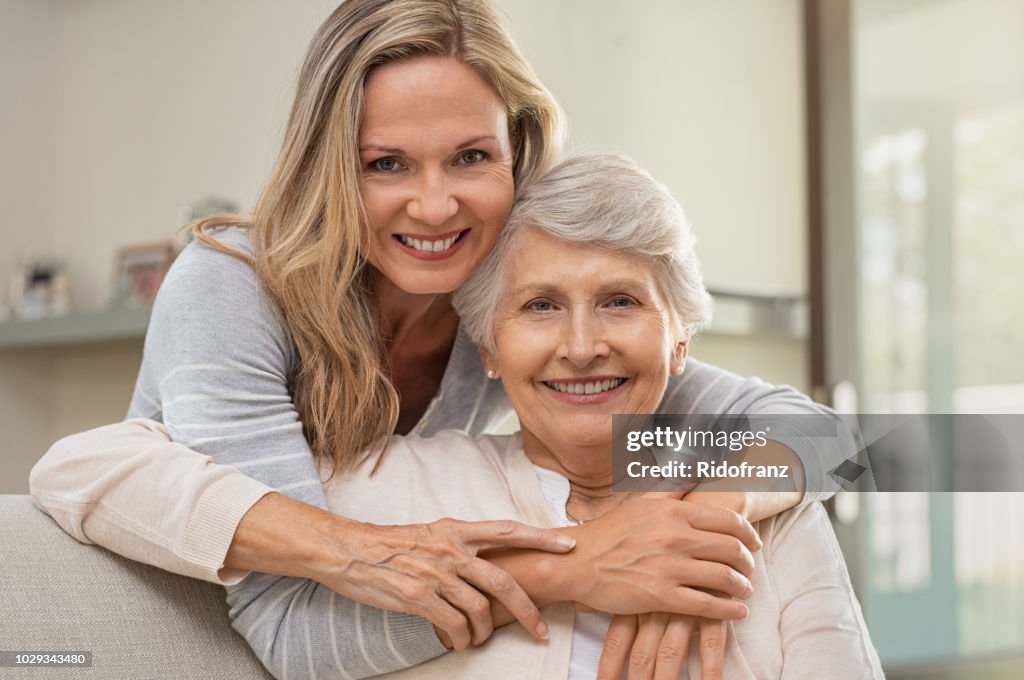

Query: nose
[559,307,611,368]
[407,168,458,226]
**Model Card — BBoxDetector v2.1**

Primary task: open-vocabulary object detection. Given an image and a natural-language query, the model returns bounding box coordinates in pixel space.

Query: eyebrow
[508,277,650,298]
[358,134,499,154]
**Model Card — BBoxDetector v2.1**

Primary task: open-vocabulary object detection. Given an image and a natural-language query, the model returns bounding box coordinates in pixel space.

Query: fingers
[436,577,495,646]
[697,619,727,680]
[457,519,576,553]
[683,503,762,553]
[459,558,549,641]
[675,558,753,600]
[597,615,638,680]
[417,592,473,650]
[663,587,748,621]
[687,529,756,578]
[628,612,668,680]
[654,615,694,680]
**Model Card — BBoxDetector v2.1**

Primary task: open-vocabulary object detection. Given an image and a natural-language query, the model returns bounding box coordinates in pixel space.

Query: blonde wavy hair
[191,0,564,472]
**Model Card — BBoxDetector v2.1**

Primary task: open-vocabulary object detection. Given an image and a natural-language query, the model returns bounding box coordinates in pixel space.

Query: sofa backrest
[0,495,272,679]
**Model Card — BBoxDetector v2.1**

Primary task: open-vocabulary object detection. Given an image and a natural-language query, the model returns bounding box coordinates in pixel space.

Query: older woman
[31,0,851,677]
[290,150,881,679]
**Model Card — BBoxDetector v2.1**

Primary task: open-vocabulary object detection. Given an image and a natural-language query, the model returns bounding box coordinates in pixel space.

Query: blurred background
[0,0,1021,677]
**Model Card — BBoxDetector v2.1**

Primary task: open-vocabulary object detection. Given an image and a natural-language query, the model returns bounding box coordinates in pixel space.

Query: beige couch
[0,495,272,679]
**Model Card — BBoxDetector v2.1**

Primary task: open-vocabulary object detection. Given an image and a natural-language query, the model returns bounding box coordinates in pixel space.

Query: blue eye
[457,150,487,166]
[369,157,402,173]
[526,299,554,312]
[608,296,636,308]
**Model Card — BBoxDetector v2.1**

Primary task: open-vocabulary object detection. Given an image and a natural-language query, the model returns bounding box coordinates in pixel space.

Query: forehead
[360,56,508,143]
[505,228,659,295]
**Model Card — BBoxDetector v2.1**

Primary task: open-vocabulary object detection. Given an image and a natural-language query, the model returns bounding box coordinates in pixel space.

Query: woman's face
[359,56,515,295]
[484,228,687,467]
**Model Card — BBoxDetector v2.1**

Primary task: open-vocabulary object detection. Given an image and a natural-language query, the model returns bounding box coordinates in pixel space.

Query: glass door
[827,0,1024,670]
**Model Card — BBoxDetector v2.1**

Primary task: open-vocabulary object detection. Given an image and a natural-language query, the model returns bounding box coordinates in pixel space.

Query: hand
[597,613,727,680]
[565,496,761,620]
[321,517,576,650]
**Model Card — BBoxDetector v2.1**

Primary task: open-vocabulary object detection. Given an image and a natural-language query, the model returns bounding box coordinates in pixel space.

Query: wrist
[225,492,362,583]
[488,525,585,608]
[541,526,590,604]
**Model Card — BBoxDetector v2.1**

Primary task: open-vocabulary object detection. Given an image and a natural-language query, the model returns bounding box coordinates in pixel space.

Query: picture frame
[111,241,178,308]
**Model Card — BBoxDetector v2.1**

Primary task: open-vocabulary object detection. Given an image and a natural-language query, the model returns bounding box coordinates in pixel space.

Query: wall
[0,0,808,492]
[0,0,61,492]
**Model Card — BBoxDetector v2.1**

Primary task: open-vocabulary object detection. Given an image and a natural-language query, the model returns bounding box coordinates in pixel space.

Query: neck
[373,269,455,349]
[521,429,624,522]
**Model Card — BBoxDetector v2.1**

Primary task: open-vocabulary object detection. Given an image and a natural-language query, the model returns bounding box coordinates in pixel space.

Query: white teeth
[545,378,625,395]
[398,232,461,252]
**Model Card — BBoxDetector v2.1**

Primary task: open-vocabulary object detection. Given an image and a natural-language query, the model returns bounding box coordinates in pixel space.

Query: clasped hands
[317,492,760,680]
[577,493,761,680]
[560,492,761,680]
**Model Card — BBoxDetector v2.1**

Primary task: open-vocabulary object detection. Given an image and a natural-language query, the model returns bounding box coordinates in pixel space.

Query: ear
[479,348,500,380]
[671,337,689,376]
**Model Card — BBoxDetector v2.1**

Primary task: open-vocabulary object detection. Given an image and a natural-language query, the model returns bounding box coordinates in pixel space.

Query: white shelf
[0,307,151,350]
[0,291,805,350]
[704,289,808,339]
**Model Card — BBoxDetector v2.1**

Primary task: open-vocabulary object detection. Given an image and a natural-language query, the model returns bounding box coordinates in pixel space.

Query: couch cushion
[0,495,272,679]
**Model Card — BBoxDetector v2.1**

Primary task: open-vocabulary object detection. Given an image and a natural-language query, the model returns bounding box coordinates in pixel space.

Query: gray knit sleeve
[658,359,851,504]
[131,229,447,678]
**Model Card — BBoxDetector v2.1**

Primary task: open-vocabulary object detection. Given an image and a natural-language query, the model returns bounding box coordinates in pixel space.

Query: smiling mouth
[542,378,627,396]
[394,229,468,253]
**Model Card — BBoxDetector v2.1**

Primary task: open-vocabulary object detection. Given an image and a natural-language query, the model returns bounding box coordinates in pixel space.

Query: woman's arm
[30,418,271,584]
[481,494,762,626]
[30,232,570,679]
[661,359,855,511]
[768,503,884,679]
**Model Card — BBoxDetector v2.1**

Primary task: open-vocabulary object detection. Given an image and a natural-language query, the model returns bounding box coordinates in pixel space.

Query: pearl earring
[486,370,496,379]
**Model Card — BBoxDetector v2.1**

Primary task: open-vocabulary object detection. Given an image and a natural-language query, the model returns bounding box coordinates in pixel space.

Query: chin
[562,424,614,448]
[395,272,466,295]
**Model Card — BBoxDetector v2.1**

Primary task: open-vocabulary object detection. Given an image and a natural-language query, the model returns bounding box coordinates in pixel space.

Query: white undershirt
[532,465,692,680]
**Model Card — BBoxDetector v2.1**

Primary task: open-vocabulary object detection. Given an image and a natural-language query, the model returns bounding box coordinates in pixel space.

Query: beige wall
[0,0,808,492]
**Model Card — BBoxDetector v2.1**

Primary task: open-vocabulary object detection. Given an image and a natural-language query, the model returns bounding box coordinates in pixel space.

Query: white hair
[454,149,713,352]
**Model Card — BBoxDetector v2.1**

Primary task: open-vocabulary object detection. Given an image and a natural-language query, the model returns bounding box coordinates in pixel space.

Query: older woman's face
[485,228,686,459]
[359,56,516,295]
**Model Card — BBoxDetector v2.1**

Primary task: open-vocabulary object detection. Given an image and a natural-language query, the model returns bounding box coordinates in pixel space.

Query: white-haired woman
[32,1,851,677]
[268,150,883,678]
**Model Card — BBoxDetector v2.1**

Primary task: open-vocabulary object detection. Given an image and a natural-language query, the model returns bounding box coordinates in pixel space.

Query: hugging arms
[29,0,867,677]
[33,151,863,679]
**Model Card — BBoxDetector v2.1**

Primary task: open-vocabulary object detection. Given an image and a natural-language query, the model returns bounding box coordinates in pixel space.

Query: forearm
[480,492,763,629]
[228,572,447,680]
[30,419,272,583]
[480,525,583,630]
[662,359,853,506]
[684,439,805,522]
[225,491,357,578]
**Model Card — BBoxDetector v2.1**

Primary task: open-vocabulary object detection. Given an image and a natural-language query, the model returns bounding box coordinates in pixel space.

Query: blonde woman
[32,1,849,677]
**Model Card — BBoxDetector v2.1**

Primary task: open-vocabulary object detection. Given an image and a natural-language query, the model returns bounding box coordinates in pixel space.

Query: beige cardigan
[326,430,884,680]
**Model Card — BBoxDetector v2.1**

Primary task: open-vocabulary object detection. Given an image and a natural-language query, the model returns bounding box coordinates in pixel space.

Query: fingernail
[536,620,550,639]
[556,535,576,549]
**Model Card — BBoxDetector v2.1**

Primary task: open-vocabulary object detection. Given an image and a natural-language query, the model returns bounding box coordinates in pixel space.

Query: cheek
[360,186,390,234]
[473,176,515,229]
[494,324,549,379]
